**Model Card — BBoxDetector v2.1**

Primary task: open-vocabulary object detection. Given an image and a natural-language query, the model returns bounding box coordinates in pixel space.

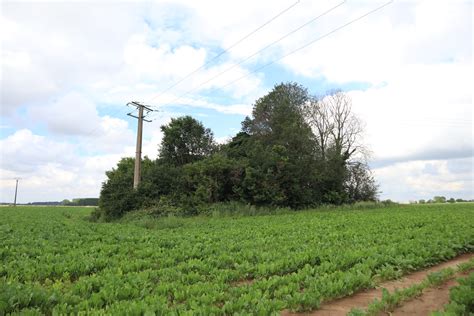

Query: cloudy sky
[1,0,472,203]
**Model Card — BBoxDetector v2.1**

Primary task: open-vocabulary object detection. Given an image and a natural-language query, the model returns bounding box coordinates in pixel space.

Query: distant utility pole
[13,178,20,206]
[127,101,153,189]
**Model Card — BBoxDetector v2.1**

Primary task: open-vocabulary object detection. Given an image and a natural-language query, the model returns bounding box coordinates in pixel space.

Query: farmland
[1,204,473,314]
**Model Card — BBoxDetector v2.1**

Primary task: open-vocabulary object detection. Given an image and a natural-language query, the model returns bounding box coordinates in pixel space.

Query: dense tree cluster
[97,83,378,219]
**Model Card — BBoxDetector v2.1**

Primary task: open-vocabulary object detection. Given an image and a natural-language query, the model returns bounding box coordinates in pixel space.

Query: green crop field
[1,204,473,315]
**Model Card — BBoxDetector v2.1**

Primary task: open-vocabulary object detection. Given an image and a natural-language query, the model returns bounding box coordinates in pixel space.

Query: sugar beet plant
[0,203,473,314]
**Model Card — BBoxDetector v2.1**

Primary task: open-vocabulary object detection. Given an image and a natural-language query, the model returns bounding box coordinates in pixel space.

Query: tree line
[62,198,99,206]
[95,83,378,220]
[412,197,473,204]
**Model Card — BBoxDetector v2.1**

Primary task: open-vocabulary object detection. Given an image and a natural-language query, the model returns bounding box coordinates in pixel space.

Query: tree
[304,91,366,162]
[304,90,368,203]
[159,116,216,166]
[98,157,154,219]
[98,83,379,219]
[98,157,136,219]
[242,83,311,146]
[240,83,321,207]
[137,160,183,207]
[345,162,379,202]
[182,154,243,204]
[433,196,446,203]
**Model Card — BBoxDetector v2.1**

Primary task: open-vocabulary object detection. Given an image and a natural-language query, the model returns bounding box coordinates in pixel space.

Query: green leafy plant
[1,203,473,314]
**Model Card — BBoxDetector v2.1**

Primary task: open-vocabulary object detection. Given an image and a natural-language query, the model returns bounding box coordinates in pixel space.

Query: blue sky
[1,0,472,203]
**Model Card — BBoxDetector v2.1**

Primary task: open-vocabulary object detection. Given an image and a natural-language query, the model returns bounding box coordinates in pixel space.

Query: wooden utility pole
[13,178,19,206]
[127,101,153,189]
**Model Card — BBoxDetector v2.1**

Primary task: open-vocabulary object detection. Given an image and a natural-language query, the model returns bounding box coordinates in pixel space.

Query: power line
[150,0,346,109]
[147,0,301,103]
[78,1,301,137]
[78,1,393,139]
[81,105,131,138]
[153,0,393,110]
[218,0,394,91]
[397,121,472,127]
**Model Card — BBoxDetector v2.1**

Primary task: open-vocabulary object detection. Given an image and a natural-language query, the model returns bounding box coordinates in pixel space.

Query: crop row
[0,204,473,314]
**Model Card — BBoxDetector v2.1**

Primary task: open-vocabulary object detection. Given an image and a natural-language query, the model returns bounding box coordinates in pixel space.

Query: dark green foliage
[98,157,155,219]
[242,82,312,147]
[345,162,379,203]
[181,154,243,204]
[238,83,323,207]
[142,196,185,217]
[159,116,215,166]
[97,82,379,219]
[137,160,183,207]
[98,157,136,219]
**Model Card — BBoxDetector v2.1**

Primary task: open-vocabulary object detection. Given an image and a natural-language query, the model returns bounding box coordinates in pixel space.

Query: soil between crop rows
[282,253,474,316]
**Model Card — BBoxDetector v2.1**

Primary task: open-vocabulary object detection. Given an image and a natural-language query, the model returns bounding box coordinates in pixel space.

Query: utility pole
[127,101,153,189]
[13,178,19,206]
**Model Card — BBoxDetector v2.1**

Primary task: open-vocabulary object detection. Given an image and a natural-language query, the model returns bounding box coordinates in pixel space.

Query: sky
[0,0,472,203]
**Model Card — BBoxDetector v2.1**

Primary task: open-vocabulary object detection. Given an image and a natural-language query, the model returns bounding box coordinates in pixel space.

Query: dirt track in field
[387,269,472,316]
[282,253,474,316]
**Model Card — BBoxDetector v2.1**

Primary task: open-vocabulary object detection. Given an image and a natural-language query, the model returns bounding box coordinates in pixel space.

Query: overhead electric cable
[149,0,346,108]
[78,2,301,136]
[155,0,393,110]
[147,0,301,103]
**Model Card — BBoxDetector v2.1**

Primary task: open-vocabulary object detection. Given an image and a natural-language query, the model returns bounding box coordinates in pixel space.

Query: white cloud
[171,96,253,116]
[86,116,136,154]
[23,92,136,154]
[348,62,472,165]
[374,157,473,202]
[0,128,135,203]
[28,93,101,135]
[1,0,472,203]
[0,129,77,173]
[0,3,166,114]
[281,0,472,84]
[123,34,207,80]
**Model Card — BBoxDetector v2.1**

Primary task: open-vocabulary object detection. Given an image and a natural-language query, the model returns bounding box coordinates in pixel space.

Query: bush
[97,158,138,220]
[144,196,184,217]
[120,210,185,230]
[84,208,103,222]
[207,201,292,217]
[181,154,243,203]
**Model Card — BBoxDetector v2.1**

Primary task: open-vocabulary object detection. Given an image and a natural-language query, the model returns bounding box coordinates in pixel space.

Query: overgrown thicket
[96,83,378,220]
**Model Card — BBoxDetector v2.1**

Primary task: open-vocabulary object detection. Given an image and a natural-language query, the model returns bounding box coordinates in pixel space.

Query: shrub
[144,196,184,217]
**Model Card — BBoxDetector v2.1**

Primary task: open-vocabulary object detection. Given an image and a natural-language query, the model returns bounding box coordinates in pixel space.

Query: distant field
[1,204,473,314]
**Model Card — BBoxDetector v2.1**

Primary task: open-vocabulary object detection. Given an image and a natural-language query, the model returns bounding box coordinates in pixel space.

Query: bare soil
[388,271,471,316]
[282,253,474,316]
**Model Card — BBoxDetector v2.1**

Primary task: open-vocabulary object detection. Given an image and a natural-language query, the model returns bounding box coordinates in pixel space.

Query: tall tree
[242,83,310,143]
[304,91,371,203]
[305,91,365,162]
[159,116,216,166]
[240,83,320,207]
